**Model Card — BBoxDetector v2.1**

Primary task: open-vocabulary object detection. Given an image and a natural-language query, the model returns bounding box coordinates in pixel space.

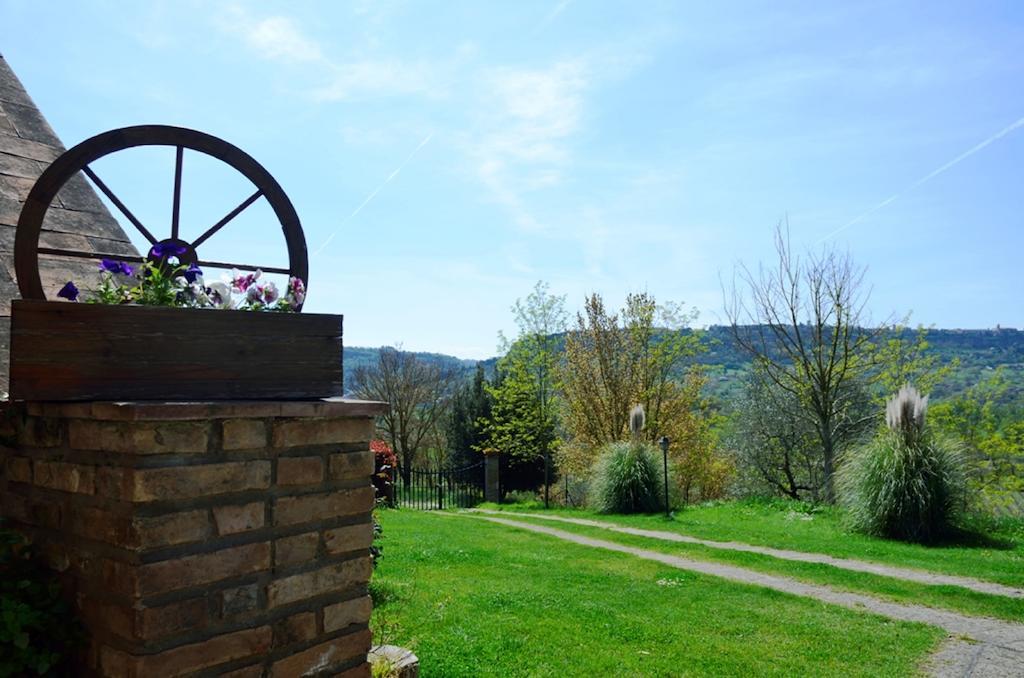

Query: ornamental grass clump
[590,405,665,514]
[838,385,966,543]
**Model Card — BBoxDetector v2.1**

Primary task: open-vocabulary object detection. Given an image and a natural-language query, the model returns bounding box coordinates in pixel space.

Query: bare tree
[351,347,458,483]
[726,224,882,501]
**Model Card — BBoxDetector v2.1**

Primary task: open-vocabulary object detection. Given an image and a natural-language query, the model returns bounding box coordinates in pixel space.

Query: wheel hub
[147,238,198,269]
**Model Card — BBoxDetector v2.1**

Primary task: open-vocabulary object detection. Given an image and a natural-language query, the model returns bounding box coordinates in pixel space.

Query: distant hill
[345,326,1024,406]
[342,346,489,394]
[697,326,1024,405]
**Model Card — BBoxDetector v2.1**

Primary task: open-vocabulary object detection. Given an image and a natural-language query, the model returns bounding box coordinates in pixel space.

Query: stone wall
[0,398,385,677]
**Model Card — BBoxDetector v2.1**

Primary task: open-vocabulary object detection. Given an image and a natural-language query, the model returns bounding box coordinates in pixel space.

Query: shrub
[503,489,540,505]
[837,386,966,542]
[539,476,590,508]
[371,439,397,505]
[0,528,81,675]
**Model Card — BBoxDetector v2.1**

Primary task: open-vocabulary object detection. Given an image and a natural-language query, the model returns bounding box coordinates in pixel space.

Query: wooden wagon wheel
[15,124,308,309]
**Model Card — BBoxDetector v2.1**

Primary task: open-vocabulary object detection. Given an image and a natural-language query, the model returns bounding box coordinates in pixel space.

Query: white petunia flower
[207,281,234,309]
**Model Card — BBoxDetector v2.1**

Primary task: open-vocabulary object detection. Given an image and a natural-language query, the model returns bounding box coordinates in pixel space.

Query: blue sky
[2,1,1022,358]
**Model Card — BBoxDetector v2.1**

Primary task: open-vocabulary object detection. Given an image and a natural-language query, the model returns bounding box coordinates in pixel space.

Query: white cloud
[216,4,443,101]
[312,60,438,102]
[350,0,403,24]
[220,7,324,64]
[482,61,587,164]
[477,158,544,232]
[467,60,590,233]
[465,40,654,233]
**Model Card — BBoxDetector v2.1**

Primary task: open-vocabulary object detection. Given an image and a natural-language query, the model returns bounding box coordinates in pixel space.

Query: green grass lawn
[495,511,1024,623]
[372,509,943,677]
[482,498,1024,588]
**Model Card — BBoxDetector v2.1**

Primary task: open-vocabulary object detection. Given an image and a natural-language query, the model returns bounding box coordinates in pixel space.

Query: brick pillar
[0,398,385,677]
[484,453,500,504]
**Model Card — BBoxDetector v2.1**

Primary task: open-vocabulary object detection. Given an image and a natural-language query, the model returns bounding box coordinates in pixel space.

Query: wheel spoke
[171,146,183,239]
[196,259,290,275]
[192,190,263,248]
[37,248,144,264]
[36,247,288,276]
[82,166,158,245]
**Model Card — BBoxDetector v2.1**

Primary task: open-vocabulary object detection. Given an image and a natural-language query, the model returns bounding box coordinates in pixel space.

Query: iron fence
[395,462,485,510]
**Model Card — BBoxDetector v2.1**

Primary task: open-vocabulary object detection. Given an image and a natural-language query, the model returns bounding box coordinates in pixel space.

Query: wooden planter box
[8,300,343,401]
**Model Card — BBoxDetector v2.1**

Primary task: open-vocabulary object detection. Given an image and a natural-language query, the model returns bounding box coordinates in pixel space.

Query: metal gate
[395,462,484,510]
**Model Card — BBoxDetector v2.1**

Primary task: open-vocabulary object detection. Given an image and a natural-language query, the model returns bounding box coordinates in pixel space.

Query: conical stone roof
[0,52,138,393]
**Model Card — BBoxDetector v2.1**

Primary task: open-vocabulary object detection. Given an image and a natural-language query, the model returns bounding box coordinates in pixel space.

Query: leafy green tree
[930,369,1024,512]
[562,292,703,447]
[561,292,726,503]
[478,351,557,492]
[489,281,568,502]
[868,323,958,400]
[445,364,492,468]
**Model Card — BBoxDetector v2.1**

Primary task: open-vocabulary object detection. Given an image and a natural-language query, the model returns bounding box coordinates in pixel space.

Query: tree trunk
[821,435,836,503]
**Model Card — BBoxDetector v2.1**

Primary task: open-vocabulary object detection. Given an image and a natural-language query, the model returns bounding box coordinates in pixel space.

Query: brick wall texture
[0,404,380,677]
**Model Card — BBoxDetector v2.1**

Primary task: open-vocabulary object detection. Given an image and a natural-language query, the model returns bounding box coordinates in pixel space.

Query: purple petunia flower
[229,268,261,293]
[184,262,203,284]
[149,242,188,259]
[57,281,79,301]
[98,258,135,276]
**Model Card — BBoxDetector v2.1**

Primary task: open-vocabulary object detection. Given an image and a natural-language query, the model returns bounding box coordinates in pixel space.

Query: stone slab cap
[14,397,388,421]
[369,645,419,678]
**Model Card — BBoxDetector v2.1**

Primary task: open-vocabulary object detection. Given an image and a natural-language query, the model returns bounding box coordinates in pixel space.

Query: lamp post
[543,447,550,509]
[659,436,670,517]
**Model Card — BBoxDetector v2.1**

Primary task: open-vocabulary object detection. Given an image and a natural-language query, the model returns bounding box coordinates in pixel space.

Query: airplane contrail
[535,0,571,34]
[818,115,1024,243]
[313,132,434,256]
